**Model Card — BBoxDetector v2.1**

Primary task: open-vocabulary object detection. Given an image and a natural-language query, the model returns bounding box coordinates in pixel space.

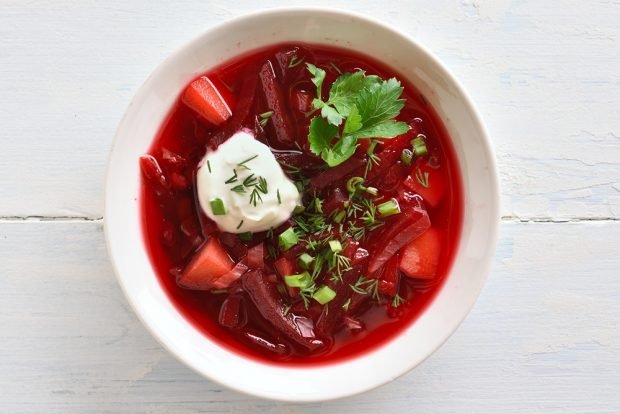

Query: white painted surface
[0,0,618,412]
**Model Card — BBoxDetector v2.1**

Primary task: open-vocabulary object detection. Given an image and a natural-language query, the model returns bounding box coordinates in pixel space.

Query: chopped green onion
[279,228,299,251]
[333,209,346,224]
[313,285,336,305]
[329,240,343,253]
[377,198,401,217]
[236,220,244,230]
[346,176,365,194]
[277,189,282,205]
[298,253,315,269]
[238,232,252,241]
[293,205,306,215]
[411,135,428,156]
[207,160,212,173]
[401,148,413,166]
[365,186,378,196]
[210,198,226,215]
[284,272,312,288]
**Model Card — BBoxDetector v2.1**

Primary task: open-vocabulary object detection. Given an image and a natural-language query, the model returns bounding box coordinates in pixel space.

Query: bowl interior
[105,8,499,402]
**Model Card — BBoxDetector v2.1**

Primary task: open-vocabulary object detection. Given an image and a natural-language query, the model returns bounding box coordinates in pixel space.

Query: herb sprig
[306,64,410,167]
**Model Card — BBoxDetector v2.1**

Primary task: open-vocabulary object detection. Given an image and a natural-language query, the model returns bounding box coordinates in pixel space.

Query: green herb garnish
[412,134,428,156]
[278,228,299,251]
[306,64,410,167]
[377,198,401,217]
[312,285,336,305]
[210,198,226,215]
[415,168,430,188]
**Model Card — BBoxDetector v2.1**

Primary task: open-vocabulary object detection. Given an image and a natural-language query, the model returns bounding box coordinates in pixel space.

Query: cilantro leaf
[327,71,366,117]
[356,78,406,127]
[305,67,410,167]
[347,119,410,140]
[306,63,326,100]
[343,105,362,134]
[323,135,357,167]
[309,116,338,156]
[321,104,344,126]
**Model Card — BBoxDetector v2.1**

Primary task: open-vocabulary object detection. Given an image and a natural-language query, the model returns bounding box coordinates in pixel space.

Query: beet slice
[310,156,366,190]
[315,265,363,336]
[259,60,295,147]
[367,206,431,273]
[242,270,324,350]
[208,65,259,148]
[240,329,290,356]
[218,295,246,328]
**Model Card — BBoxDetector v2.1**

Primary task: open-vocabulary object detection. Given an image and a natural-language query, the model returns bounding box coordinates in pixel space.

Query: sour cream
[196,131,300,233]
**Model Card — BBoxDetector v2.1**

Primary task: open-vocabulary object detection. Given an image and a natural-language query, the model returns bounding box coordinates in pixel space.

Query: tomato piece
[182,76,234,126]
[399,227,442,279]
[177,237,235,290]
[404,160,447,208]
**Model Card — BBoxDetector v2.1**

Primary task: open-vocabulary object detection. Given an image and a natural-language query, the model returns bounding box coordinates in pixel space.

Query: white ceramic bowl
[105,7,499,402]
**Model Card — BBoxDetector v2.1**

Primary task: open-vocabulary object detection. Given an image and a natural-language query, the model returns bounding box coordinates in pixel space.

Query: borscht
[139,43,462,364]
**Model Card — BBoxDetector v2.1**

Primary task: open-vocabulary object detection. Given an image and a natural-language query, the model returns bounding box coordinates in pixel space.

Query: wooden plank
[1,220,618,412]
[0,1,618,218]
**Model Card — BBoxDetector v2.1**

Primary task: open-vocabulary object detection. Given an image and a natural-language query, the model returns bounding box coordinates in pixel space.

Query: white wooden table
[2,1,619,412]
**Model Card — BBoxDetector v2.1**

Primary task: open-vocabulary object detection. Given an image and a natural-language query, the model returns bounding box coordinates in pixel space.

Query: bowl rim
[104,6,500,402]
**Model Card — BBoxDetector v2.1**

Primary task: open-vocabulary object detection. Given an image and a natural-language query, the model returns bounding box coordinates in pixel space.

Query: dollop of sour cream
[196,131,300,233]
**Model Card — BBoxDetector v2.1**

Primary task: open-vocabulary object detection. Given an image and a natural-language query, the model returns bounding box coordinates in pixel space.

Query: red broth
[140,43,463,365]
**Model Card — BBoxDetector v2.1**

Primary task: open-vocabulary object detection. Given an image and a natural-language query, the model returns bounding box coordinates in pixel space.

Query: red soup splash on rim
[140,42,463,365]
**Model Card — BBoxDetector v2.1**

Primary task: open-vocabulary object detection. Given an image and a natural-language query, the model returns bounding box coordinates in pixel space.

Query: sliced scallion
[329,240,343,253]
[377,198,401,217]
[401,148,413,166]
[210,198,226,215]
[298,253,315,270]
[313,285,336,305]
[412,135,428,156]
[278,228,299,251]
[284,272,312,288]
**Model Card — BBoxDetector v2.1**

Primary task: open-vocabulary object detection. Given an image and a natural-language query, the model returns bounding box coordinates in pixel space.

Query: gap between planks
[0,216,619,223]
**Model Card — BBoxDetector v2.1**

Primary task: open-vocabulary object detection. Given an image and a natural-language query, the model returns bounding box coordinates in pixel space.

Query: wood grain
[1,221,618,413]
[0,0,618,219]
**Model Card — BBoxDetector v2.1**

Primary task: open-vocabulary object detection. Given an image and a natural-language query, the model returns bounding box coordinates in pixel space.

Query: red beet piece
[323,187,348,214]
[218,295,246,328]
[367,206,431,273]
[242,270,324,350]
[378,254,400,296]
[259,60,295,147]
[139,155,173,201]
[315,266,363,336]
[209,66,259,148]
[310,156,366,190]
[247,242,264,270]
[213,261,249,289]
[241,329,289,356]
